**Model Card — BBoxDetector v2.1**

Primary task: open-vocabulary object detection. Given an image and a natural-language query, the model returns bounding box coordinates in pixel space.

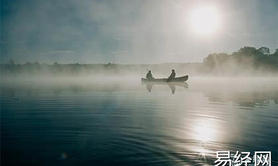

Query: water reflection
[142,82,188,94]
[1,78,278,165]
[191,119,219,143]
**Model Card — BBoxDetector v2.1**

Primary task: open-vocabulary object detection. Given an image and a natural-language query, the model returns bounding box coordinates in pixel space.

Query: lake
[1,77,278,166]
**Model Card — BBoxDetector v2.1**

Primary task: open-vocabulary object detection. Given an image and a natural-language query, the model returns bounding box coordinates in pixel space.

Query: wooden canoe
[141,75,188,83]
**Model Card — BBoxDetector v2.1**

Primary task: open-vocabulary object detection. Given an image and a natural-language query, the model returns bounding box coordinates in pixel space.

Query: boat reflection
[142,82,188,94]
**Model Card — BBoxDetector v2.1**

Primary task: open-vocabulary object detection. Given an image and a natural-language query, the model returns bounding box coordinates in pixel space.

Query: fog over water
[1,76,278,165]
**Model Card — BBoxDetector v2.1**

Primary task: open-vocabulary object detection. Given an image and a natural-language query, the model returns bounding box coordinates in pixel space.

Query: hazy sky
[1,0,278,63]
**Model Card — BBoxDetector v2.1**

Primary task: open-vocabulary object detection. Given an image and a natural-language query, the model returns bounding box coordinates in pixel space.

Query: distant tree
[34,61,40,65]
[105,62,113,68]
[258,47,270,55]
[235,46,260,56]
[272,49,278,56]
[203,53,229,69]
[8,59,15,65]
[202,46,278,74]
[25,62,32,65]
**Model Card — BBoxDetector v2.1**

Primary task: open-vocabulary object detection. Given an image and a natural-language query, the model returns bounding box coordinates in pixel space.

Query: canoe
[141,75,188,83]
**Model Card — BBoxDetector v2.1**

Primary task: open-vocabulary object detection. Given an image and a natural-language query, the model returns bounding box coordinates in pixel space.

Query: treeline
[202,46,278,74]
[1,46,278,76]
[0,61,201,76]
[0,62,143,75]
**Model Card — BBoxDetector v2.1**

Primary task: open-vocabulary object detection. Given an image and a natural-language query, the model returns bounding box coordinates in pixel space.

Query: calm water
[1,77,278,166]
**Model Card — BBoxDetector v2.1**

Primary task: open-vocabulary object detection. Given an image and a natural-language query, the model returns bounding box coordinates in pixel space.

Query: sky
[1,0,278,64]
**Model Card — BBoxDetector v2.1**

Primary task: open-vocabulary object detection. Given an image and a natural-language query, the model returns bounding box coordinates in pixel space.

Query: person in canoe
[167,69,176,82]
[146,70,154,80]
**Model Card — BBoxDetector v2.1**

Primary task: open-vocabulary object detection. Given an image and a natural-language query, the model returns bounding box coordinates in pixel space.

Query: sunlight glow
[189,6,221,36]
[192,119,218,142]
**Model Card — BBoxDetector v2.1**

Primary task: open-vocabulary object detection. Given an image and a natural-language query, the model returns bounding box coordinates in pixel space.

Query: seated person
[146,70,154,80]
[167,69,176,81]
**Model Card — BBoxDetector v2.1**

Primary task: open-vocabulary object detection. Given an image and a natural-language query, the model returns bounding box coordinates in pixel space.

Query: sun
[189,6,221,36]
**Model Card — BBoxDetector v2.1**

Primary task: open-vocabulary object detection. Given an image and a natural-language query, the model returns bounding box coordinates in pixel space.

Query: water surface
[1,77,278,166]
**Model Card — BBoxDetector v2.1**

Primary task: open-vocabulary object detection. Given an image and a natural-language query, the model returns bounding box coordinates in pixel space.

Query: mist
[1,45,278,82]
[2,1,278,165]
[1,0,278,64]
